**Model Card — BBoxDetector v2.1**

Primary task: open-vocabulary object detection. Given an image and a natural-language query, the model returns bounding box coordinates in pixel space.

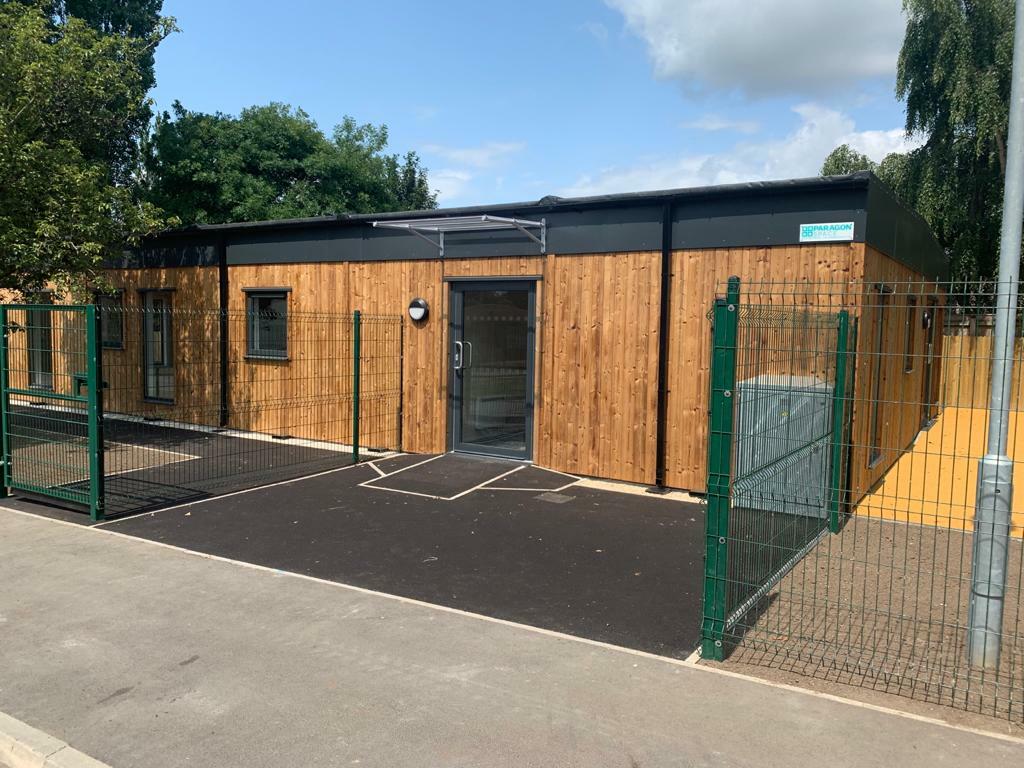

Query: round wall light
[408,298,429,322]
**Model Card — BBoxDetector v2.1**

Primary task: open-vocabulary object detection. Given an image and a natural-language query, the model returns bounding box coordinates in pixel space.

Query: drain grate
[535,492,574,504]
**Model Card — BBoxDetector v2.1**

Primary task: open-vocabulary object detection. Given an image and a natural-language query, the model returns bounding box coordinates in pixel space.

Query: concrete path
[0,509,1021,768]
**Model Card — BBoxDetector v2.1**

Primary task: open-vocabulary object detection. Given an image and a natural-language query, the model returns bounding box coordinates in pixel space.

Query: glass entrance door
[450,281,535,459]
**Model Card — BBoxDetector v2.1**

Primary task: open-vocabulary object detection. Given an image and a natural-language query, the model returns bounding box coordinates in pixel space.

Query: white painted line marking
[361,460,527,501]
[92,460,367,527]
[367,462,386,478]
[478,468,579,493]
[4,503,1024,748]
[358,454,445,488]
[8,397,396,458]
[525,467,580,482]
[485,481,580,493]
[362,485,448,501]
[16,441,202,488]
[107,442,199,462]
[446,465,525,500]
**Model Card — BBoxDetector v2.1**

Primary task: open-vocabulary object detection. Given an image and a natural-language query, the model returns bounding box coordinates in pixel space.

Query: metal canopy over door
[449,280,536,460]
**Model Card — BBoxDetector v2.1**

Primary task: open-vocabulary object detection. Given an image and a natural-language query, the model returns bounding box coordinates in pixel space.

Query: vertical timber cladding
[227,253,664,484]
[404,251,662,486]
[532,252,662,485]
[226,260,440,449]
[848,245,944,502]
[100,243,937,492]
[95,266,221,424]
[663,243,865,492]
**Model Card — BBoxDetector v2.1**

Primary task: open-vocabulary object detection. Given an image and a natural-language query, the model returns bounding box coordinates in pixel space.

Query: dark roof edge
[156,172,875,238]
[862,172,948,281]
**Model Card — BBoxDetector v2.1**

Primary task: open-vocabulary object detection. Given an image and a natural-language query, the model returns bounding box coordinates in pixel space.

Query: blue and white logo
[799,222,855,243]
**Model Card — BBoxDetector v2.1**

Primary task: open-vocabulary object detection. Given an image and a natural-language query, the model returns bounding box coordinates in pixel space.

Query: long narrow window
[142,290,175,402]
[97,291,124,349]
[26,294,53,390]
[869,285,891,466]
[903,295,918,373]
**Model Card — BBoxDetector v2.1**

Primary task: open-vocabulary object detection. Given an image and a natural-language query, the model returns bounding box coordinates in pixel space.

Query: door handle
[464,341,473,370]
[454,341,463,370]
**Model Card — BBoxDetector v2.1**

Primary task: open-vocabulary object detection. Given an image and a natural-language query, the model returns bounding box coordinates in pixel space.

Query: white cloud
[559,103,920,197]
[430,169,473,204]
[606,0,905,97]
[421,141,526,169]
[420,141,527,204]
[684,114,761,134]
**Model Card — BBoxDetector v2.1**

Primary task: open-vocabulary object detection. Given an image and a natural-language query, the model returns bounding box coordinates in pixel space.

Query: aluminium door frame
[446,278,537,461]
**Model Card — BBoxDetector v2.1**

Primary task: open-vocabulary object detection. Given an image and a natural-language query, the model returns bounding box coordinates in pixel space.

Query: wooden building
[97,171,945,497]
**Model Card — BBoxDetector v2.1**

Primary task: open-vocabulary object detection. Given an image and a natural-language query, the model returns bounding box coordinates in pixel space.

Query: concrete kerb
[0,712,110,768]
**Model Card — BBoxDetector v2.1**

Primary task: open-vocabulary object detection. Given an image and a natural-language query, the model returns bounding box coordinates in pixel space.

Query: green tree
[9,0,166,183]
[822,0,1015,281]
[145,104,438,225]
[896,0,1013,280]
[17,1,164,81]
[821,144,878,176]
[0,2,172,294]
[821,144,910,194]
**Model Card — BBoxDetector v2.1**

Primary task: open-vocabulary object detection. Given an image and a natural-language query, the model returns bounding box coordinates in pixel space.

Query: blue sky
[151,0,917,208]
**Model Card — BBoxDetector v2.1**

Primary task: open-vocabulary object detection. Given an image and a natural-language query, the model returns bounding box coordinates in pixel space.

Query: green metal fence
[703,278,1024,724]
[1,303,402,520]
[0,304,105,520]
[702,278,853,660]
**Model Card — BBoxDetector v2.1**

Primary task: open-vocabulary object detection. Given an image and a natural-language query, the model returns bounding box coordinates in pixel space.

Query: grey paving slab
[0,509,1021,768]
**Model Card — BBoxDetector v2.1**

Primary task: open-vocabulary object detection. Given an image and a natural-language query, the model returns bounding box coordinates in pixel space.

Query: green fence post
[0,305,10,498]
[701,276,740,661]
[352,310,361,464]
[828,310,851,534]
[86,305,105,522]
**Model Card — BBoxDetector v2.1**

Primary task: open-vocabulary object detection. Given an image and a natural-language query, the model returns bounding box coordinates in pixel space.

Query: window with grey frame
[245,290,289,359]
[97,291,124,349]
[142,290,175,402]
[869,285,891,466]
[26,294,53,390]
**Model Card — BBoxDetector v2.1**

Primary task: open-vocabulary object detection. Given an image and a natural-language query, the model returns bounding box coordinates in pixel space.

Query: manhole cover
[536,492,574,504]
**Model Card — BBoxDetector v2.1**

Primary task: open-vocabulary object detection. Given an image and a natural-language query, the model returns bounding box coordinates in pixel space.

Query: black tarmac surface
[5,405,356,519]
[7,452,706,657]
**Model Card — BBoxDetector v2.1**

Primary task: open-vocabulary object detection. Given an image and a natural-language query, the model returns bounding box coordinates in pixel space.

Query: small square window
[97,292,124,349]
[246,291,288,359]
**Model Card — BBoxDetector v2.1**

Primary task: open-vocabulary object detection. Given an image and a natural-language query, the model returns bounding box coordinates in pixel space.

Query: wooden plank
[849,247,943,502]
[95,243,912,491]
[663,243,862,492]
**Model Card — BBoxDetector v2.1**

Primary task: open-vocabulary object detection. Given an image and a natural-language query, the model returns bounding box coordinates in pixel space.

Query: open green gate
[0,304,104,521]
[701,277,853,660]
